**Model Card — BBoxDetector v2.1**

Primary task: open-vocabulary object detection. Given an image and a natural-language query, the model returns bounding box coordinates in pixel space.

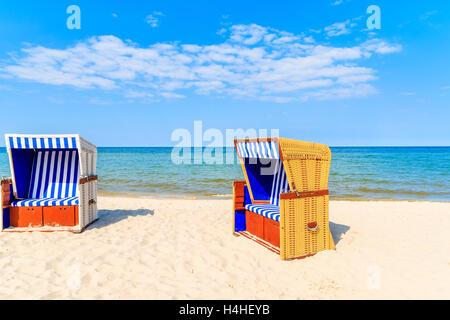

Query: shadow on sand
[86,209,155,230]
[85,210,348,245]
[330,221,350,245]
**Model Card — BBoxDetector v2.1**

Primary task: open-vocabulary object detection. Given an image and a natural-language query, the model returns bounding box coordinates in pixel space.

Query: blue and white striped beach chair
[1,134,98,232]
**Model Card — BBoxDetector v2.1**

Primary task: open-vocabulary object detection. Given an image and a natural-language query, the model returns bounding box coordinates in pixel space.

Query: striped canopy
[5,134,97,200]
[7,136,78,150]
[5,134,97,153]
[235,139,290,214]
[236,141,280,159]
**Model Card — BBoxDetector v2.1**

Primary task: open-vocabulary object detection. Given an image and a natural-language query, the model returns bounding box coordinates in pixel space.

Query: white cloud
[303,36,315,43]
[419,10,438,20]
[145,11,164,28]
[2,24,402,103]
[229,24,269,45]
[0,84,12,91]
[160,92,186,99]
[305,83,376,100]
[216,28,227,35]
[125,90,154,99]
[362,39,402,54]
[331,0,350,6]
[324,20,356,37]
[89,98,113,105]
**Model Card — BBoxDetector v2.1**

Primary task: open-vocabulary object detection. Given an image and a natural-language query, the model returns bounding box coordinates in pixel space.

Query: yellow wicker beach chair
[233,137,335,260]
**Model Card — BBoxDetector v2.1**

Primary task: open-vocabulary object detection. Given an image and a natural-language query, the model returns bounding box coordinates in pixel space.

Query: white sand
[0,196,449,299]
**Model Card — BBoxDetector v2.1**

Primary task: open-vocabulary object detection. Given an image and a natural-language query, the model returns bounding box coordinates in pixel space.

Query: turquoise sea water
[0,147,449,201]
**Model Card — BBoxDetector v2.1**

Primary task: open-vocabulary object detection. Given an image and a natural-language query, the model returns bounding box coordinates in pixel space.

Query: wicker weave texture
[280,195,335,260]
[233,137,335,259]
[278,138,334,260]
[278,138,331,192]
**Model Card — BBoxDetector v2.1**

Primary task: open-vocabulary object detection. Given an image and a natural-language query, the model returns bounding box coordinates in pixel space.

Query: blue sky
[0,0,449,146]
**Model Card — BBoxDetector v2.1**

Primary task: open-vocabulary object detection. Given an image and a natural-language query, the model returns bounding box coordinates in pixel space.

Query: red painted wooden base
[43,206,76,227]
[10,205,78,228]
[245,210,280,248]
[263,216,280,248]
[10,207,43,227]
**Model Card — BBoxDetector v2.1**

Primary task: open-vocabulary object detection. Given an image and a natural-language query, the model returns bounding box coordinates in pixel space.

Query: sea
[1,147,449,201]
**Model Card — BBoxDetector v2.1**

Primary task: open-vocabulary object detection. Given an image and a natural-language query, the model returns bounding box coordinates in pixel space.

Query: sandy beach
[0,196,448,299]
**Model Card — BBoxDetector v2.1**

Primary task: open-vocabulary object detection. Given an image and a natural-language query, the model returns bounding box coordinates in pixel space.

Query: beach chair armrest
[78,175,98,229]
[280,189,329,200]
[233,181,246,210]
[1,178,12,208]
[79,175,98,185]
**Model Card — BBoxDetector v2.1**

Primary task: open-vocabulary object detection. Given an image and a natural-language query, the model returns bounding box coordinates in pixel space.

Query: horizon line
[2,145,450,148]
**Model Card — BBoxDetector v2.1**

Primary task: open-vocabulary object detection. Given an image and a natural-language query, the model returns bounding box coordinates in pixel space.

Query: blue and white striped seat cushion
[11,196,79,207]
[245,204,280,222]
